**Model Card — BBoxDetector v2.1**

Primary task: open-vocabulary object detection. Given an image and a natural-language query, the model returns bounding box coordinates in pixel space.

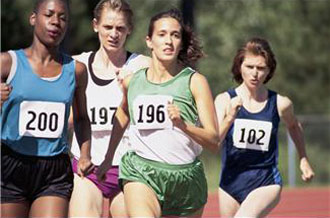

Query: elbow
[208,132,220,152]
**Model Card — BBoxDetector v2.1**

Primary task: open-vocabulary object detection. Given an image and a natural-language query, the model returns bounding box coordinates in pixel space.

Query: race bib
[233,119,272,151]
[133,95,173,130]
[19,101,65,138]
[89,106,117,131]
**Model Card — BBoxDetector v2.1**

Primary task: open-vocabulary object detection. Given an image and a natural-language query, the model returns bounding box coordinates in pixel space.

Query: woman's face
[93,8,131,52]
[31,0,69,47]
[240,54,270,88]
[146,17,182,64]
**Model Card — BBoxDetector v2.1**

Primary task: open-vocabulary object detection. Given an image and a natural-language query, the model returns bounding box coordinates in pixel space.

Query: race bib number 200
[19,101,65,138]
[133,95,173,130]
[233,119,273,151]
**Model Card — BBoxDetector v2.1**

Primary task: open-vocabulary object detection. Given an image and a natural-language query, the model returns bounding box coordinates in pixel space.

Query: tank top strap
[126,51,132,61]
[227,88,237,98]
[15,49,29,68]
[61,52,75,73]
[267,89,277,106]
[267,89,280,120]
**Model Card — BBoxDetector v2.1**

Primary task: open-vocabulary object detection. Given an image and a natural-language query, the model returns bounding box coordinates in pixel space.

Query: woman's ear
[146,36,153,50]
[29,12,36,26]
[92,18,98,33]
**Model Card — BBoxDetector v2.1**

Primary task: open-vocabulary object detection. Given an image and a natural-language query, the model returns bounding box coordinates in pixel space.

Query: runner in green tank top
[97,8,219,217]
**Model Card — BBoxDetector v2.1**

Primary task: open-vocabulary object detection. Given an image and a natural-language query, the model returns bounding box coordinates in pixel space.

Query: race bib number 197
[233,119,272,151]
[133,95,173,130]
[19,101,65,138]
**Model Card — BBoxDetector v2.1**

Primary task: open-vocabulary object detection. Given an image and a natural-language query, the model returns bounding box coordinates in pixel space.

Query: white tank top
[70,51,149,165]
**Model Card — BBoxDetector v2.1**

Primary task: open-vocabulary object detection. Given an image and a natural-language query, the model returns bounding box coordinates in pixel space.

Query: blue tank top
[1,49,76,156]
[221,88,280,169]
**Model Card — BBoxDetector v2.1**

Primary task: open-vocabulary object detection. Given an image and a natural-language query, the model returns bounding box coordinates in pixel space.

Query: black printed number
[137,105,165,123]
[26,111,58,132]
[90,107,117,125]
[239,128,265,145]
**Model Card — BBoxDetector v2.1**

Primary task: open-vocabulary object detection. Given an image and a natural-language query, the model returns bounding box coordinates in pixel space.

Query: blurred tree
[1,0,33,51]
[181,0,195,28]
[195,0,330,114]
[1,0,329,114]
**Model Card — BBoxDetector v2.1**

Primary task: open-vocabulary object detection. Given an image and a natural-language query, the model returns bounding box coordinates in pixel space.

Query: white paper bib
[233,119,272,151]
[89,104,118,131]
[19,101,65,138]
[133,95,173,130]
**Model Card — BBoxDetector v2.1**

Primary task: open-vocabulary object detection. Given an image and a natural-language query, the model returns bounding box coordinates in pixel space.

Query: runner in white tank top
[68,1,150,217]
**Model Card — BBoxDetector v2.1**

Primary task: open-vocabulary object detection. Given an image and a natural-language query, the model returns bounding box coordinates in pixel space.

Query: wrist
[176,120,187,131]
[300,156,309,162]
[80,153,91,159]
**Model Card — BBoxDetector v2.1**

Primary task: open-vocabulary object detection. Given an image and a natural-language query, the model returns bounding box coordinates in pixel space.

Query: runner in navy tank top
[214,37,315,217]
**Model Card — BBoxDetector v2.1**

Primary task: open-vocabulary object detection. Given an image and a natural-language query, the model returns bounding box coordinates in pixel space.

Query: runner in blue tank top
[214,37,315,217]
[0,0,92,217]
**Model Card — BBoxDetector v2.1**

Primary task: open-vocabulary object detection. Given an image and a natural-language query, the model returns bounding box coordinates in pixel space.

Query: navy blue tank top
[221,88,280,169]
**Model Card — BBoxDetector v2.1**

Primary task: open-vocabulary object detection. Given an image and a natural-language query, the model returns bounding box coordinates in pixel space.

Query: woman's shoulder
[215,91,231,105]
[72,51,93,64]
[1,51,15,81]
[276,93,294,116]
[125,53,150,72]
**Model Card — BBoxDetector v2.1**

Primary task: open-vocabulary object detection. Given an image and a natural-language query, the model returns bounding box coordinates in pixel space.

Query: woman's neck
[238,83,268,102]
[27,42,60,65]
[95,46,127,70]
[147,57,182,83]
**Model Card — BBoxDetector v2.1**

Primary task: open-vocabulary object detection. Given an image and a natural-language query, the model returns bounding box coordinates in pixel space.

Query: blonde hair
[93,0,133,30]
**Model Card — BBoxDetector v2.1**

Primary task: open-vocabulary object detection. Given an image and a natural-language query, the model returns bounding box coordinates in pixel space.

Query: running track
[203,187,330,217]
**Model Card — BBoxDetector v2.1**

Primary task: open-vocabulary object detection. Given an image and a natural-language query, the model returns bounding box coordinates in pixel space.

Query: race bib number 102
[233,119,272,151]
[133,95,173,130]
[19,101,65,138]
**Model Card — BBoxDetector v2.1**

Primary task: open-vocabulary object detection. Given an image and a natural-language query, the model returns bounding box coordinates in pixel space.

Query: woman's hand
[1,83,11,108]
[300,157,315,182]
[167,102,185,129]
[96,159,112,182]
[77,156,94,178]
[226,96,243,122]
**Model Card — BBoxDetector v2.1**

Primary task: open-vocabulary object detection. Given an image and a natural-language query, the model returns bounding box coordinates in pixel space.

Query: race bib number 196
[19,101,65,138]
[133,95,173,130]
[233,119,272,151]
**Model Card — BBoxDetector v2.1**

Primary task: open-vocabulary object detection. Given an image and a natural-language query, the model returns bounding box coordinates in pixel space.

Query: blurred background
[2,0,329,191]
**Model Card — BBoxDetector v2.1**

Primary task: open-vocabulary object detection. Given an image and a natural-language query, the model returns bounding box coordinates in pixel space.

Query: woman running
[215,37,315,217]
[97,8,219,217]
[1,0,92,217]
[68,0,150,217]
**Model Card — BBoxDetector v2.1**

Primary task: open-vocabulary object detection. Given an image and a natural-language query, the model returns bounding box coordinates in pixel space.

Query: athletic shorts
[1,145,73,203]
[220,166,282,203]
[72,158,121,199]
[119,151,208,216]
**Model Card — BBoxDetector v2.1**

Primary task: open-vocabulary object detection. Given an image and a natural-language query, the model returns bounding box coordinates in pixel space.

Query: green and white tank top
[127,67,202,164]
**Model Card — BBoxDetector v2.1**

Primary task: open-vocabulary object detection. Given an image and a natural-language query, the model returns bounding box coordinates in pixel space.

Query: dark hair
[231,37,277,84]
[93,0,133,31]
[33,0,70,13]
[148,8,204,68]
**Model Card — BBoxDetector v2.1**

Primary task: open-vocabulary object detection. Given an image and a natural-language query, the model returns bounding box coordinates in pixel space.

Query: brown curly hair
[147,8,204,68]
